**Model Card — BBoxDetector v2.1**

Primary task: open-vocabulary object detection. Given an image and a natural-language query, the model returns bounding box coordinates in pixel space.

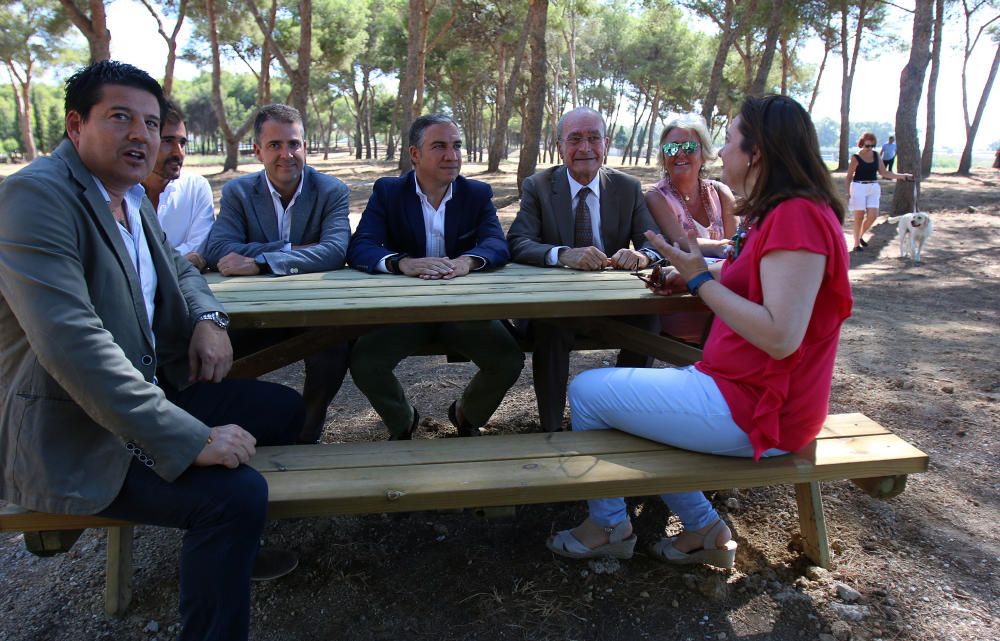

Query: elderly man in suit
[348,113,524,439]
[508,106,662,432]
[0,61,304,641]
[203,103,351,443]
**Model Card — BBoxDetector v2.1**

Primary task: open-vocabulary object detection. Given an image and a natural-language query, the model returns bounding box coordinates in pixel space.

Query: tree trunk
[563,1,578,107]
[137,0,188,96]
[516,0,548,193]
[58,0,111,63]
[957,42,1000,175]
[750,0,785,95]
[487,4,533,172]
[808,32,832,112]
[890,0,934,215]
[920,0,944,177]
[837,0,868,171]
[205,0,255,172]
[701,0,736,123]
[245,0,311,131]
[396,0,423,173]
[643,85,660,165]
[6,69,38,161]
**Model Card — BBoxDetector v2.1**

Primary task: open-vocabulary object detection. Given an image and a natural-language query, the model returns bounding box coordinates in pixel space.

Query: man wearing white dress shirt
[141,101,214,272]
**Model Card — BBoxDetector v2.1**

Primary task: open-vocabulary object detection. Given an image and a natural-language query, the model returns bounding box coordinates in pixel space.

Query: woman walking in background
[845,132,912,252]
[544,95,852,569]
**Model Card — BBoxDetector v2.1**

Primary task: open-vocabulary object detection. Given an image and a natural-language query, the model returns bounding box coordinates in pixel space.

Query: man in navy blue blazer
[348,114,524,439]
[203,104,351,444]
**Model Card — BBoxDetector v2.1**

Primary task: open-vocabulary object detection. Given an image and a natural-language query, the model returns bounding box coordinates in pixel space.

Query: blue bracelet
[686,271,714,295]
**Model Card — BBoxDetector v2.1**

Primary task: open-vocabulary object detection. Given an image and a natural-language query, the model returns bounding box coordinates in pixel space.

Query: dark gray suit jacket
[204,165,350,275]
[0,140,219,515]
[507,165,661,265]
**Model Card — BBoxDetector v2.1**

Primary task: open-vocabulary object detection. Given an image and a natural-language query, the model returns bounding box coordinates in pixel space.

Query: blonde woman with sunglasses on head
[644,114,737,343]
[845,132,913,252]
[645,114,737,259]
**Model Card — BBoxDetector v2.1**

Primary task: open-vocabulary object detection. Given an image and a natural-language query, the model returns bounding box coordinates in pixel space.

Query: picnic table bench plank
[0,413,928,617]
[258,432,926,519]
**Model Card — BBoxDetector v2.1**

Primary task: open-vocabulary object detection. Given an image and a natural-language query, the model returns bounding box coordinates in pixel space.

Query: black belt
[853,180,877,184]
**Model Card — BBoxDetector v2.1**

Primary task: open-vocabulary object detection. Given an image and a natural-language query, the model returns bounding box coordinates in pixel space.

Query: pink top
[695,198,853,459]
[652,177,725,240]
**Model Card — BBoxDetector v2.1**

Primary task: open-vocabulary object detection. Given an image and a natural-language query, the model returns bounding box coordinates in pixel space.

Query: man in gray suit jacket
[203,104,352,443]
[0,61,303,641]
[508,107,662,432]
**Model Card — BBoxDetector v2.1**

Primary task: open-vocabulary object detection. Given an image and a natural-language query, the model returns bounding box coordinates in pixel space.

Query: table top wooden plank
[207,264,704,328]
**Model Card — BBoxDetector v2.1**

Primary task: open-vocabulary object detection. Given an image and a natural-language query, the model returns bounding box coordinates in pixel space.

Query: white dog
[887,212,934,263]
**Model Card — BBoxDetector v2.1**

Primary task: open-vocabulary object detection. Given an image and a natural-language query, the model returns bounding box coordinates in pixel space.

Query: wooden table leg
[794,482,831,568]
[104,526,134,617]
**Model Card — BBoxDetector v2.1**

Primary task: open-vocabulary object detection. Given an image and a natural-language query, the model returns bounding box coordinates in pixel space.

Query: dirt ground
[1,155,998,641]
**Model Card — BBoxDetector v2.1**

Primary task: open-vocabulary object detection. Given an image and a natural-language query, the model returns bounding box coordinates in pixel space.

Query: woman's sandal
[546,520,636,560]
[650,519,737,569]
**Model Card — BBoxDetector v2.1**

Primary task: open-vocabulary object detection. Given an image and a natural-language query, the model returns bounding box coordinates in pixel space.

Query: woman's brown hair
[735,95,846,224]
[857,132,877,148]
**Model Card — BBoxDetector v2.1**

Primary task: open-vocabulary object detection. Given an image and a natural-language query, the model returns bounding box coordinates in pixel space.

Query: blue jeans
[98,379,303,641]
[568,366,784,530]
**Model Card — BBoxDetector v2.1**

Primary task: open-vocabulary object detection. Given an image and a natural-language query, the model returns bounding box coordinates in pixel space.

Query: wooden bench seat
[0,412,927,616]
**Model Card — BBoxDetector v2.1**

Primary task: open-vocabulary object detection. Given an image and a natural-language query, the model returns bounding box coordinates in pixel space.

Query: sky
[93,1,1000,155]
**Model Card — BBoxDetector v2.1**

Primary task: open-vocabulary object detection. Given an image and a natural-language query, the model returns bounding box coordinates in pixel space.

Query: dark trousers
[98,379,304,641]
[231,328,350,443]
[884,157,895,172]
[350,321,524,436]
[531,315,659,432]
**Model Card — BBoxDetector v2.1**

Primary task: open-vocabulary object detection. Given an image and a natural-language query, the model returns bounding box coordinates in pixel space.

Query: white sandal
[650,519,737,569]
[546,520,636,560]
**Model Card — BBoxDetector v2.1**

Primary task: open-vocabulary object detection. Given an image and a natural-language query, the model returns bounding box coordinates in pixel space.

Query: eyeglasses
[563,135,603,146]
[662,141,700,157]
[863,144,875,148]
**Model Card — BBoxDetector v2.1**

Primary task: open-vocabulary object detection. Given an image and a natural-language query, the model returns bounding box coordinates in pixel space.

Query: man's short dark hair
[409,113,458,149]
[164,99,185,127]
[64,60,168,125]
[254,104,303,143]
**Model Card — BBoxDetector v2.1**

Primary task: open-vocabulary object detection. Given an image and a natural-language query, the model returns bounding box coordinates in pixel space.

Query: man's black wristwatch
[195,311,230,330]
[387,253,408,274]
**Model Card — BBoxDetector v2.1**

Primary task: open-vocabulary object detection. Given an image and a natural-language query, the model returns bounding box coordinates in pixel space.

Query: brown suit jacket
[507,165,661,265]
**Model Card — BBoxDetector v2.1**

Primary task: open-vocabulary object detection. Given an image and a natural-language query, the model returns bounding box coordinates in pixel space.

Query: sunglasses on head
[662,141,700,157]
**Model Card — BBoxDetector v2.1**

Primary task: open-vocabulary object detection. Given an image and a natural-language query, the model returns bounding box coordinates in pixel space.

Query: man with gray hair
[347,113,524,440]
[204,103,351,444]
[508,106,662,432]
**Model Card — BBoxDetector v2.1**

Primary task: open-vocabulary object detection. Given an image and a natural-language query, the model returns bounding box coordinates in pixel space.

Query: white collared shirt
[263,171,305,252]
[545,168,603,265]
[377,177,486,273]
[153,172,214,255]
[415,178,453,258]
[93,176,159,341]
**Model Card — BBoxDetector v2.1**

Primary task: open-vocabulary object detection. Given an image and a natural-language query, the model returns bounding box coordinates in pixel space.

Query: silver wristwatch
[195,311,230,330]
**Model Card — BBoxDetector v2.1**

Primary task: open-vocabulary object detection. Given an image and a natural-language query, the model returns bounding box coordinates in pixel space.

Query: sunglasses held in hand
[662,141,700,157]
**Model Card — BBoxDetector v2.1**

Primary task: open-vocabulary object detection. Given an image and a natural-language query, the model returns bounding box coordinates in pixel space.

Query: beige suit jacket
[0,140,219,515]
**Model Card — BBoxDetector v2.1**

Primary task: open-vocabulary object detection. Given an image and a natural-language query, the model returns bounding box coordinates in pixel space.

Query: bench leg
[104,526,134,617]
[794,482,831,568]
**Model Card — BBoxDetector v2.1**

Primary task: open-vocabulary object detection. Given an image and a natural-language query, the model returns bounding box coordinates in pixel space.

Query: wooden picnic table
[205,263,710,377]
